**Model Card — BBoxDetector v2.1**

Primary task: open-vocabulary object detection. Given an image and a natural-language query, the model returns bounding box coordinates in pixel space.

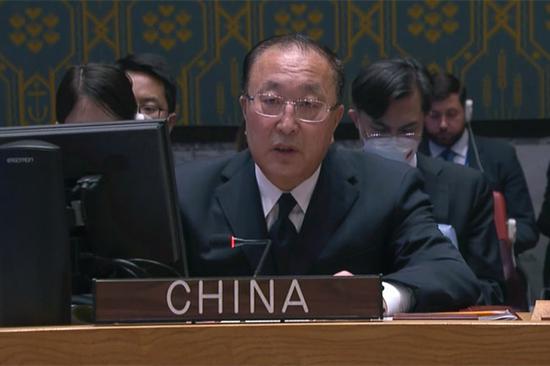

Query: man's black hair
[430,72,467,106]
[241,33,345,103]
[351,58,432,119]
[116,53,177,113]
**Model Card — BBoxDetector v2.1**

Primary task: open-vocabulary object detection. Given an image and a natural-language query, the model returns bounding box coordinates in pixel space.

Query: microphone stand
[228,236,273,278]
[253,239,273,278]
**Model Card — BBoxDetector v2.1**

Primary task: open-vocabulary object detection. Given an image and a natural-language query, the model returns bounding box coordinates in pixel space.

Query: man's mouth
[273,144,297,153]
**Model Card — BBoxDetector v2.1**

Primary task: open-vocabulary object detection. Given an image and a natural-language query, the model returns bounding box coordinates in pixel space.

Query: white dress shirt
[254,164,412,315]
[428,129,469,165]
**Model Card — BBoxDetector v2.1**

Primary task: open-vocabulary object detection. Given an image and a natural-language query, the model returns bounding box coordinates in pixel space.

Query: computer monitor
[0,120,187,281]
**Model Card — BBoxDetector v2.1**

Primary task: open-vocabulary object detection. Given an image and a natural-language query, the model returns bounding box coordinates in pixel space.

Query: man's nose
[439,116,448,130]
[276,103,298,134]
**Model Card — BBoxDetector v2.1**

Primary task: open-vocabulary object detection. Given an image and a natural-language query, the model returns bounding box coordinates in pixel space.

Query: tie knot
[440,148,456,162]
[277,193,296,220]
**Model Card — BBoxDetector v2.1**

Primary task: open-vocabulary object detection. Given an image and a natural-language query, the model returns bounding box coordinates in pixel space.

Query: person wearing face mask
[349,58,505,306]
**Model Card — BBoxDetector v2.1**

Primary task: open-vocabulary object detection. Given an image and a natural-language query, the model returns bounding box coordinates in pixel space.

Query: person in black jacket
[538,162,550,293]
[175,34,481,314]
[419,72,539,256]
[348,58,504,305]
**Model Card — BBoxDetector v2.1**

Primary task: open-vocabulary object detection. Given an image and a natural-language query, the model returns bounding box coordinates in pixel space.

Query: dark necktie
[269,193,297,274]
[439,149,456,162]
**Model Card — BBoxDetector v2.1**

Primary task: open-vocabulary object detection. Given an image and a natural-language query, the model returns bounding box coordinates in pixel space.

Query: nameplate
[93,275,382,323]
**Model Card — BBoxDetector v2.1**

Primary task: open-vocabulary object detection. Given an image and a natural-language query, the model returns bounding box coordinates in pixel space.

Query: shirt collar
[255,164,321,218]
[428,129,469,159]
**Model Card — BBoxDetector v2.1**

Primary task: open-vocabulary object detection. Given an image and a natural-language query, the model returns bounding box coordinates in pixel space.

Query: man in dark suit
[419,72,538,255]
[176,34,480,314]
[348,58,504,305]
[537,162,550,292]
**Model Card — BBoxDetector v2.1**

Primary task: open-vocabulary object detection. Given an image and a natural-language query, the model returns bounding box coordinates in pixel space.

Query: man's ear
[328,104,345,135]
[166,113,177,133]
[239,95,248,118]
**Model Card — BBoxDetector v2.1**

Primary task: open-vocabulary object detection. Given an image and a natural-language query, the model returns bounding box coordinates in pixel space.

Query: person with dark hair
[175,33,480,314]
[419,72,539,256]
[349,58,504,305]
[56,63,137,124]
[116,53,177,130]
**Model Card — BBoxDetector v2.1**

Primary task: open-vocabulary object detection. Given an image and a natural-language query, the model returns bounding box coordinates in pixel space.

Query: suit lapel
[214,152,268,273]
[417,154,449,222]
[289,147,360,274]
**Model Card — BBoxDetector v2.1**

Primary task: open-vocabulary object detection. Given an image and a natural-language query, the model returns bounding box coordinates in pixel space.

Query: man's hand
[334,270,354,276]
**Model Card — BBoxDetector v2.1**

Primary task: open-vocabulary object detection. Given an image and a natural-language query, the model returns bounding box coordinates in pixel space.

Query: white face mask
[363,136,419,165]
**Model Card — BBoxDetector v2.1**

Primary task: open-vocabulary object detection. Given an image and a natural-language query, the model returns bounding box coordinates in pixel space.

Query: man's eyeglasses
[139,105,165,119]
[244,92,339,123]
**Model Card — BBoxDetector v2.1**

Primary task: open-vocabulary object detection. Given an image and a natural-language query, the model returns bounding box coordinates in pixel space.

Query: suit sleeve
[382,169,481,312]
[538,162,550,237]
[462,173,505,305]
[500,146,539,254]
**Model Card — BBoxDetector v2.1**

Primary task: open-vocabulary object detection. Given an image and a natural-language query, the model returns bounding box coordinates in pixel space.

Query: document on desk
[392,309,519,320]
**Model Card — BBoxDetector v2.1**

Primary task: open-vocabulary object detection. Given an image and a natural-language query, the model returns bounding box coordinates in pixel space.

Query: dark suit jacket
[419,134,539,254]
[416,153,504,305]
[175,146,480,312]
[537,162,550,286]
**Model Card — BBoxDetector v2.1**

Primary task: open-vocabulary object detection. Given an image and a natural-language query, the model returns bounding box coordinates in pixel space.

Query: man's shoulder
[330,145,414,176]
[418,152,486,186]
[475,136,516,156]
[174,150,251,182]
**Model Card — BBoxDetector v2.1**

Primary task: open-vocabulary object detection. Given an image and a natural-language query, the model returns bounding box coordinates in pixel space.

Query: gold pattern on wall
[347,1,384,60]
[426,62,442,75]
[3,1,550,126]
[407,1,459,43]
[513,74,522,108]
[21,74,51,124]
[9,7,60,54]
[217,2,250,49]
[483,75,492,108]
[142,5,192,51]
[230,57,239,98]
[216,83,225,117]
[274,3,324,40]
[486,1,518,40]
[83,2,120,60]
[497,49,507,91]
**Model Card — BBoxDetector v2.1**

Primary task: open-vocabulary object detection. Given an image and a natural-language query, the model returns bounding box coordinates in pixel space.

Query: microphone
[209,234,273,277]
[465,99,473,124]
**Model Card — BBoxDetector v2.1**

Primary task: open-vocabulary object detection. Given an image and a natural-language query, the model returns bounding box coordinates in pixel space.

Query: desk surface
[1,320,550,365]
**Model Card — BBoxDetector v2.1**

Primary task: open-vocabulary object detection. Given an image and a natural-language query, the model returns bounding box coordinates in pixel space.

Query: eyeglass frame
[356,110,421,139]
[243,92,340,123]
[138,104,166,119]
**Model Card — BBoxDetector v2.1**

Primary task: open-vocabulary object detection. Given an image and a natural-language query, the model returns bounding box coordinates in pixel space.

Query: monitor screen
[0,120,187,279]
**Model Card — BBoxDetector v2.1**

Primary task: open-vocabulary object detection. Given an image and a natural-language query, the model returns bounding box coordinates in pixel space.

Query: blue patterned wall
[1,0,550,127]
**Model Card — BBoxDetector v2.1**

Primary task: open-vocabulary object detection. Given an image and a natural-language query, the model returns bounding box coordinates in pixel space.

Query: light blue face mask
[362,137,419,164]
